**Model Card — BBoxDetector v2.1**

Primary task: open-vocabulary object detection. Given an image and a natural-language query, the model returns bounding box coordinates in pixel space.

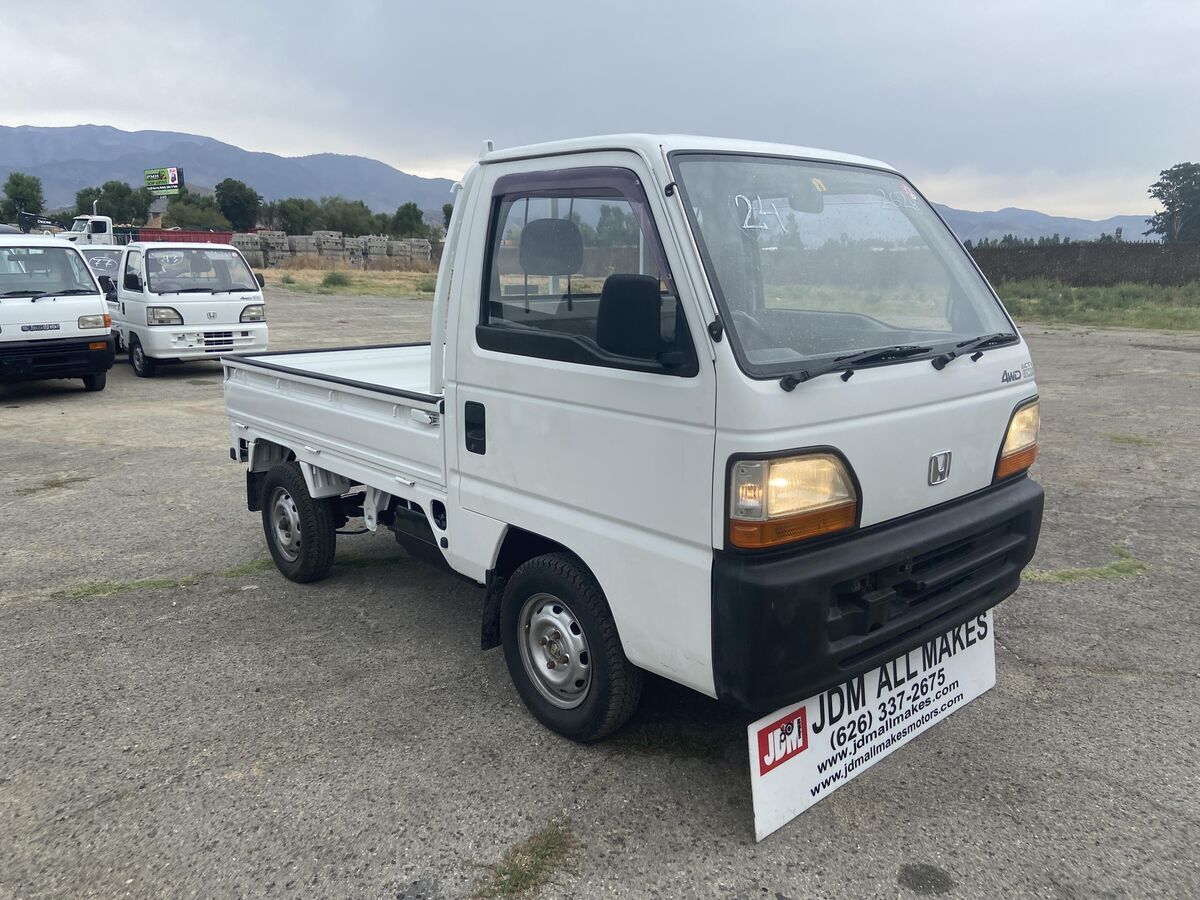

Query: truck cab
[114,241,267,376]
[0,235,114,391]
[222,134,1043,741]
[62,215,116,245]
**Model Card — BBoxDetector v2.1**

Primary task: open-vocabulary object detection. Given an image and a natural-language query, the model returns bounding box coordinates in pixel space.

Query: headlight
[147,306,183,326]
[995,398,1040,480]
[78,314,110,329]
[729,452,858,549]
[240,304,265,323]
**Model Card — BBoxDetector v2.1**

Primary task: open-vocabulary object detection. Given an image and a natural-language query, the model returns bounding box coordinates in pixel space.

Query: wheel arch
[481,526,580,650]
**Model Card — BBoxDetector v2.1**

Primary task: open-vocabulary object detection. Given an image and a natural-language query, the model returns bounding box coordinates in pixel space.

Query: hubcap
[270,487,302,562]
[518,593,591,709]
[133,345,144,369]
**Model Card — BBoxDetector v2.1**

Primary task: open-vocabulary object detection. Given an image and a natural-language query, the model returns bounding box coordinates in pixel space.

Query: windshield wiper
[779,344,932,391]
[153,287,214,294]
[1,288,96,301]
[210,286,258,294]
[930,332,1018,370]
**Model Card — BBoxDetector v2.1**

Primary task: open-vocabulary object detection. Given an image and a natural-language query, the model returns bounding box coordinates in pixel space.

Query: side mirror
[255,272,265,288]
[123,272,142,292]
[97,275,116,300]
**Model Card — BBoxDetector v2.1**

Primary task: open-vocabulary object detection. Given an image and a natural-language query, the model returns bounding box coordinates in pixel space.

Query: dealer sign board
[144,167,183,197]
[748,612,996,841]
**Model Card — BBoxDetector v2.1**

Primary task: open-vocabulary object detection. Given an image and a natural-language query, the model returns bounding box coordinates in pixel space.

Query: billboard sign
[144,167,184,197]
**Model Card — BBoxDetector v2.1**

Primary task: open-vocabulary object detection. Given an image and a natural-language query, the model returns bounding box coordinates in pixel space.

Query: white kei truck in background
[222,135,1044,742]
[0,235,115,391]
[61,215,116,245]
[107,242,268,375]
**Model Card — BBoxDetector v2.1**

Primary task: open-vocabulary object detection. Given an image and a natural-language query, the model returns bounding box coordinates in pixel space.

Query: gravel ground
[1,288,1197,899]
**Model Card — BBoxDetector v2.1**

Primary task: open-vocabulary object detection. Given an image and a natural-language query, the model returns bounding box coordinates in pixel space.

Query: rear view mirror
[255,272,265,288]
[789,179,825,214]
[97,275,116,299]
[123,272,142,292]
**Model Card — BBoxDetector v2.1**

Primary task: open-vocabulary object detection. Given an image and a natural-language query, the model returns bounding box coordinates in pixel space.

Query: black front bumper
[0,335,114,382]
[712,476,1044,713]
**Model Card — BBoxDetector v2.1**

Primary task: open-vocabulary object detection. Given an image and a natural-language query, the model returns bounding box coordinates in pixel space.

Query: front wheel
[81,372,106,392]
[500,553,642,742]
[260,462,336,583]
[129,337,156,378]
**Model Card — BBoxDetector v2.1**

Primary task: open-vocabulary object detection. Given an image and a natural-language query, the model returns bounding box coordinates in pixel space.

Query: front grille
[203,331,234,350]
[828,519,1025,662]
[0,339,93,369]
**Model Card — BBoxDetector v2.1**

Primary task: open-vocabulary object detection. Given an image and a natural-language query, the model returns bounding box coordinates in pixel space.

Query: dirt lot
[1,289,1197,899]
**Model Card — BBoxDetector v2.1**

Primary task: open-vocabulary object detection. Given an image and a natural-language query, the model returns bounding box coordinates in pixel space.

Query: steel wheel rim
[132,344,143,370]
[518,592,591,709]
[270,486,302,562]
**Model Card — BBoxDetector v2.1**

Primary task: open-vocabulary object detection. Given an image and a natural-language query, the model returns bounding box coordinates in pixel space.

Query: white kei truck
[0,234,115,391]
[222,135,1044,742]
[107,242,267,375]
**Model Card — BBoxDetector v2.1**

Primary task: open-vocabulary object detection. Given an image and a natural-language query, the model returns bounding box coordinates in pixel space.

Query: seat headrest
[596,274,662,360]
[519,218,583,276]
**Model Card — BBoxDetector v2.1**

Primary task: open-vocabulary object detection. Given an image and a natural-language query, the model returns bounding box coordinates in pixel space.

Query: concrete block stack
[232,233,264,267]
[259,231,290,267]
[364,235,389,258]
[313,230,344,258]
[288,234,318,259]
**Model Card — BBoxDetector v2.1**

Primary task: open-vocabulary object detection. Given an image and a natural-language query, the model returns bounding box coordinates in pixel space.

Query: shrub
[321,270,351,288]
[281,274,295,285]
[416,275,437,293]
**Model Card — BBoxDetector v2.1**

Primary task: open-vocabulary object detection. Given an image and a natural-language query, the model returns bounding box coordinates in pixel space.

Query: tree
[275,197,323,234]
[73,180,154,224]
[392,201,429,238]
[163,190,231,230]
[442,202,454,230]
[320,196,377,236]
[214,178,262,232]
[1,172,45,221]
[595,204,641,247]
[1145,162,1200,242]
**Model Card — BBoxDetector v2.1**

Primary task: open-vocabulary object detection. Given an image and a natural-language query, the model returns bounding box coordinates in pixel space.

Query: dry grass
[474,822,575,898]
[262,267,438,298]
[1025,546,1147,584]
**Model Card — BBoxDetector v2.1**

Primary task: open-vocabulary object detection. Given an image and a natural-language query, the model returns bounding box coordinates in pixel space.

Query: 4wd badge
[929,451,952,485]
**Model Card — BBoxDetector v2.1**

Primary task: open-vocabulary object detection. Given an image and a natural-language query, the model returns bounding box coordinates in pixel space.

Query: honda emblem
[207,311,217,319]
[928,451,952,485]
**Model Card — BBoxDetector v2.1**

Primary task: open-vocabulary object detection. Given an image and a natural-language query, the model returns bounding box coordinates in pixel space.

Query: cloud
[2,0,1195,216]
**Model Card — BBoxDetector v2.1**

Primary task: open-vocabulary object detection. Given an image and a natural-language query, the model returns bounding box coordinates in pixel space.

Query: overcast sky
[4,1,1197,218]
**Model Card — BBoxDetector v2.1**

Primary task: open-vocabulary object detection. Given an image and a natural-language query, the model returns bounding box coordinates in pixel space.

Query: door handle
[464,401,486,454]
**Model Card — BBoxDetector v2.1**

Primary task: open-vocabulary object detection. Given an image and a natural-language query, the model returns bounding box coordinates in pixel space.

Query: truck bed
[223,343,445,491]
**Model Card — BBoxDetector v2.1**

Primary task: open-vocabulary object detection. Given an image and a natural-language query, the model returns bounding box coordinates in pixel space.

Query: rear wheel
[129,336,156,378]
[500,553,642,741]
[81,372,106,392]
[260,462,336,583]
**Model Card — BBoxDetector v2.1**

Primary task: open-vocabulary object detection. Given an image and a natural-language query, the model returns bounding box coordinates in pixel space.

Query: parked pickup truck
[223,134,1044,741]
[1,234,114,391]
[109,241,268,375]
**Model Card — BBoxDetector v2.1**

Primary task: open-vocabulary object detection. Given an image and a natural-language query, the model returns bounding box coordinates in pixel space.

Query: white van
[0,235,114,391]
[112,242,267,377]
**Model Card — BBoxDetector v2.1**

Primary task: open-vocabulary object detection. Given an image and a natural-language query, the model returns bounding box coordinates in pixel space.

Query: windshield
[83,248,123,273]
[146,247,257,294]
[69,219,88,232]
[0,246,97,296]
[672,154,1014,376]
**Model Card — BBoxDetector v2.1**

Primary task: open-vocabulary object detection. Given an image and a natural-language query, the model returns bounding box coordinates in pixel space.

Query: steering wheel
[731,309,772,348]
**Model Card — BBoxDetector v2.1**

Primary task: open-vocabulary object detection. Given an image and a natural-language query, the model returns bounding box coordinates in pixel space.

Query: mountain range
[0,125,1152,240]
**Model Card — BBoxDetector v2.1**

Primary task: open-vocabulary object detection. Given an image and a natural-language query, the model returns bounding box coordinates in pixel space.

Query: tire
[500,553,642,742]
[82,372,106,392]
[260,462,336,583]
[112,331,122,353]
[129,336,156,378]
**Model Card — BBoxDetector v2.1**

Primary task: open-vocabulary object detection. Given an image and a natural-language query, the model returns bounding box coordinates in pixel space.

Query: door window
[479,167,696,376]
[123,250,143,290]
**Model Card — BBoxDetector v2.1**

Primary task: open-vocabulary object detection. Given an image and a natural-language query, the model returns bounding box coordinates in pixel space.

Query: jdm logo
[758,706,809,775]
